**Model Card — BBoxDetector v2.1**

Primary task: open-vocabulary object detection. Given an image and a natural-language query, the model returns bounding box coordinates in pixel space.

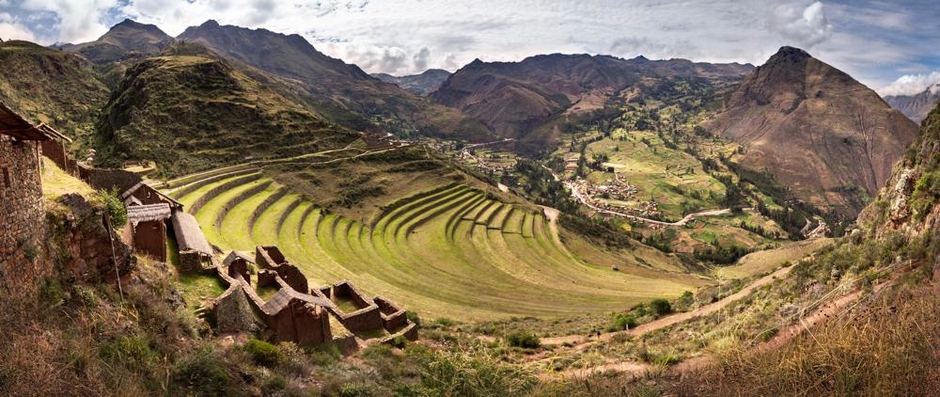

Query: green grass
[163,168,706,321]
[177,274,228,309]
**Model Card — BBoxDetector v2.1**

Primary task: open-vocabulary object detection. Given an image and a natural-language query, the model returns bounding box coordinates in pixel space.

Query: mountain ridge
[703,46,918,215]
[884,83,940,124]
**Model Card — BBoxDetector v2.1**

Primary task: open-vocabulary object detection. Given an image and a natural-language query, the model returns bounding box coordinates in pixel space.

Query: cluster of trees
[693,240,750,265]
[512,159,579,213]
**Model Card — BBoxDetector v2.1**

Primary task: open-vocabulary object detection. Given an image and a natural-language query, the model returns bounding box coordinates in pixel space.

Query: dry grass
[694,284,940,396]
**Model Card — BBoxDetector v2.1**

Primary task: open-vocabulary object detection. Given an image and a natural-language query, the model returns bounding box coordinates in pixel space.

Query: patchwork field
[166,162,707,321]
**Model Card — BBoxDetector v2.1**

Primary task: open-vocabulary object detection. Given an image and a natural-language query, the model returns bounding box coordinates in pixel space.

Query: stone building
[0,102,56,272]
[125,203,172,262]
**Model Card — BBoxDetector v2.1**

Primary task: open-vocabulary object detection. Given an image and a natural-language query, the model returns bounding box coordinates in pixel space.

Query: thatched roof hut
[171,210,213,255]
[126,203,171,224]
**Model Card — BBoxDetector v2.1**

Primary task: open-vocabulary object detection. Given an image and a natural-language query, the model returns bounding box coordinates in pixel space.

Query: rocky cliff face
[703,46,918,215]
[859,102,940,239]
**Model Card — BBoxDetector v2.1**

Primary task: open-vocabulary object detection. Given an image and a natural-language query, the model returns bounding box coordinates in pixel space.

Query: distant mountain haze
[884,84,940,124]
[371,69,451,96]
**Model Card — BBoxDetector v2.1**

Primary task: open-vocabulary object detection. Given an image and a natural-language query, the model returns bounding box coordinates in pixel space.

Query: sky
[0,0,937,96]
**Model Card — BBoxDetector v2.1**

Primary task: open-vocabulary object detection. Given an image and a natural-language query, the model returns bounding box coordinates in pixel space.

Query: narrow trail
[539,262,902,379]
[540,264,796,348]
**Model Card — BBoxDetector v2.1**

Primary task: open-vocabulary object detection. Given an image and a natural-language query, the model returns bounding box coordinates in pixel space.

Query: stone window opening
[1,166,10,188]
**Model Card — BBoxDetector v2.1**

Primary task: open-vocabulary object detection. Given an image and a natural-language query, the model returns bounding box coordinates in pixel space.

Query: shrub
[405,310,421,326]
[97,188,127,229]
[172,350,230,396]
[650,299,672,317]
[607,313,638,332]
[98,336,157,372]
[506,332,541,349]
[243,339,282,367]
[307,343,342,366]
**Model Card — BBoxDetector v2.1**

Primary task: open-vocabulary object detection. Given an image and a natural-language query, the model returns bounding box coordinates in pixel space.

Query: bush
[506,332,541,349]
[97,188,127,229]
[650,299,672,317]
[607,313,638,332]
[405,310,421,327]
[98,336,157,372]
[243,339,282,367]
[172,350,230,396]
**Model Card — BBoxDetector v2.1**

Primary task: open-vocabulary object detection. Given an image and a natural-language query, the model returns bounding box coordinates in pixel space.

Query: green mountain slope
[94,43,360,177]
[0,40,110,147]
[177,20,494,141]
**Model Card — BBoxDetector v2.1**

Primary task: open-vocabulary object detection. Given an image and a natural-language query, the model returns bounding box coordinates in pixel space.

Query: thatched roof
[121,182,183,209]
[0,102,55,141]
[261,288,336,315]
[171,210,213,255]
[127,203,171,223]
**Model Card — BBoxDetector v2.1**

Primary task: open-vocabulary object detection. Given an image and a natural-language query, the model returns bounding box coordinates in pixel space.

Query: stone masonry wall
[0,136,46,294]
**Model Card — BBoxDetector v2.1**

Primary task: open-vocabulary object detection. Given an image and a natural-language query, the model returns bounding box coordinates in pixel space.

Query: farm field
[167,163,708,321]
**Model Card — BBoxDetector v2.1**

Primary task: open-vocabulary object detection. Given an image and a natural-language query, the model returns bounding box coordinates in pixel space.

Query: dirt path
[541,264,795,348]
[540,268,895,379]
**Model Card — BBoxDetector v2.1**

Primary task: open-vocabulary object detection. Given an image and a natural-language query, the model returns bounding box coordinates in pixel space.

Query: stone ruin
[206,246,418,347]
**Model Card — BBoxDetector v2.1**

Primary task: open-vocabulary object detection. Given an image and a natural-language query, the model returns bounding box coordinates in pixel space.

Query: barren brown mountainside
[431,53,752,152]
[703,46,918,215]
[58,19,172,64]
[884,84,940,124]
[177,20,493,141]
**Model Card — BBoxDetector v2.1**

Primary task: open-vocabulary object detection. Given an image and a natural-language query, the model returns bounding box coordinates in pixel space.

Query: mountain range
[0,19,919,215]
[884,83,940,124]
[372,69,451,96]
[431,54,753,152]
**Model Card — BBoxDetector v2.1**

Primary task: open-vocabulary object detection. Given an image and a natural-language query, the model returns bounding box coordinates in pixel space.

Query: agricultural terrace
[165,156,707,321]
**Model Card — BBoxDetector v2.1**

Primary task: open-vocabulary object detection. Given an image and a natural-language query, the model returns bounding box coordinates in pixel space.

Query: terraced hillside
[167,163,706,320]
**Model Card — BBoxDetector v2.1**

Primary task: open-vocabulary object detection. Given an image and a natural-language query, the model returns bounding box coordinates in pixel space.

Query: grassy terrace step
[373,184,466,232]
[247,187,290,235]
[403,189,481,235]
[216,182,278,250]
[253,193,302,247]
[445,195,488,241]
[170,164,704,320]
[501,207,524,234]
[161,163,257,190]
[169,167,260,199]
[385,187,473,238]
[188,177,268,247]
[370,182,461,226]
[187,172,264,214]
[486,204,512,230]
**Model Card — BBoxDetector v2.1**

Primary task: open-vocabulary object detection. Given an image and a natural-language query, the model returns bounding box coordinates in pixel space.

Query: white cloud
[0,0,934,88]
[879,71,940,96]
[0,12,37,42]
[20,0,120,43]
[767,1,832,49]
